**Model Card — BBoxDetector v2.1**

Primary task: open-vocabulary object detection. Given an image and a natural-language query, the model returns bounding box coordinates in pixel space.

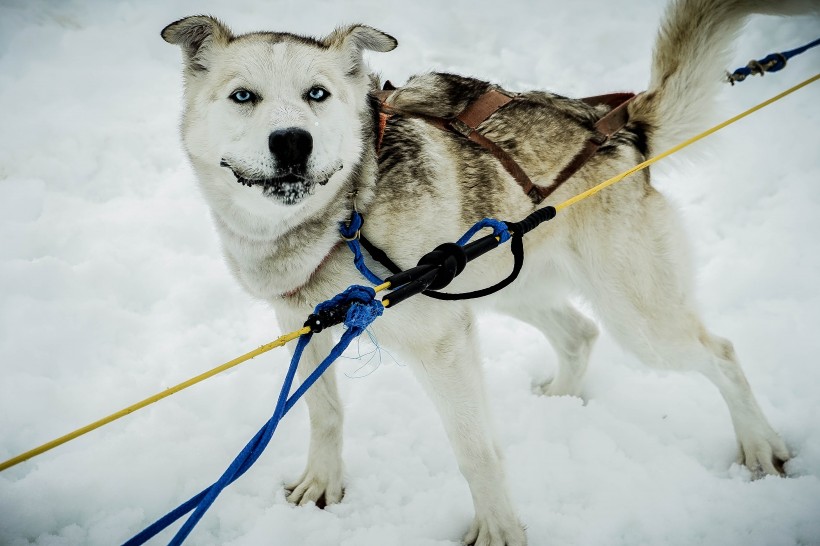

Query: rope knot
[759,52,788,73]
[346,299,384,331]
[307,285,383,333]
[728,37,818,84]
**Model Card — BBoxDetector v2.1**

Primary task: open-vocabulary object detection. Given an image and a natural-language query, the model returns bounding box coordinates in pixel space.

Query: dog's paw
[463,515,526,546]
[531,377,580,398]
[285,469,344,508]
[737,432,791,478]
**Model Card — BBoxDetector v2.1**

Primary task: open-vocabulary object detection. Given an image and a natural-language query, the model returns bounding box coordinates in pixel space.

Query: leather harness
[372,83,636,204]
[284,85,636,298]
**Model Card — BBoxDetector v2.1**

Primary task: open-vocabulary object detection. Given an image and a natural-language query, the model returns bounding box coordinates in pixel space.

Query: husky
[162,1,814,543]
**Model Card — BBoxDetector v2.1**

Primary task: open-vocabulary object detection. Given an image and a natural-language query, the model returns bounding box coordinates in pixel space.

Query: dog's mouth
[220,160,341,206]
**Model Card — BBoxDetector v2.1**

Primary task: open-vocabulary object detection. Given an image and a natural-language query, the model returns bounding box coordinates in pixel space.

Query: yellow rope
[1,74,815,473]
[0,281,395,472]
[374,281,392,293]
[555,73,819,212]
[0,326,311,472]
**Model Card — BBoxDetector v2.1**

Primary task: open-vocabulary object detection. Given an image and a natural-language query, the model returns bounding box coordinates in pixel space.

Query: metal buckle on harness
[342,229,360,242]
[342,192,361,241]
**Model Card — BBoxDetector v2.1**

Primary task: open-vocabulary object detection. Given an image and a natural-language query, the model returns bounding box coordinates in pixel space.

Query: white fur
[161,3,813,544]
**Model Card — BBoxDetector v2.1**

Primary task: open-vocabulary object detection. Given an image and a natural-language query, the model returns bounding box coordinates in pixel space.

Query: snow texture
[1,1,819,545]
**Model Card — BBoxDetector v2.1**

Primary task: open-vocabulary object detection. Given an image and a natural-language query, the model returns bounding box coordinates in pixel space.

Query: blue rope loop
[339,211,363,240]
[455,218,511,246]
[340,212,385,285]
[341,211,512,288]
[124,285,382,546]
[728,37,820,84]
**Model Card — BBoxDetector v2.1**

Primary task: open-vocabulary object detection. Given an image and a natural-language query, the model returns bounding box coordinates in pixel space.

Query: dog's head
[162,16,396,219]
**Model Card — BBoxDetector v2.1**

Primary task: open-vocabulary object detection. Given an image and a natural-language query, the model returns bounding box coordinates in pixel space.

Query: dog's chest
[215,223,340,300]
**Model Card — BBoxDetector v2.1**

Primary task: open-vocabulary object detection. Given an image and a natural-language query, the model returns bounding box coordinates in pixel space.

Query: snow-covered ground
[1,1,819,544]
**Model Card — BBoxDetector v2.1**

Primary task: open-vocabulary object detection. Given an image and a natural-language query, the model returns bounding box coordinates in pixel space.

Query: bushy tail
[628,0,819,156]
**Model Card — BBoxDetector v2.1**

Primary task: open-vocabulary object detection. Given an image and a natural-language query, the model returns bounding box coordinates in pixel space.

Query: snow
[1,0,819,545]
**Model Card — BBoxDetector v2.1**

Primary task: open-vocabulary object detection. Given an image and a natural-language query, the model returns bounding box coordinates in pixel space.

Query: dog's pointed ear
[161,15,232,72]
[324,25,397,73]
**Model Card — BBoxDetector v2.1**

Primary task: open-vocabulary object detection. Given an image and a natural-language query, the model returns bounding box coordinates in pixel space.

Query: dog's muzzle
[219,159,343,206]
[219,127,344,205]
[268,128,312,171]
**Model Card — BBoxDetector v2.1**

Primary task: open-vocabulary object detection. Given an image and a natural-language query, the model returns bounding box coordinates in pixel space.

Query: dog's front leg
[407,306,526,546]
[278,310,345,508]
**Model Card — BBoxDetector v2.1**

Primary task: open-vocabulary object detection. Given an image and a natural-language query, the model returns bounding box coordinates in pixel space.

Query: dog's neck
[206,152,379,303]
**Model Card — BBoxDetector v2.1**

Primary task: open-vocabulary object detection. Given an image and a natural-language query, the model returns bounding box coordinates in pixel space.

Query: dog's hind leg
[496,285,598,397]
[607,307,789,477]
[279,327,345,507]
[576,192,790,476]
[693,331,790,476]
[404,304,526,546]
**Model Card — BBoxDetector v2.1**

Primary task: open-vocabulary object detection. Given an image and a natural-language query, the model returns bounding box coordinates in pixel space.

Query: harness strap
[448,89,542,202]
[457,89,514,127]
[373,85,635,204]
[541,92,635,198]
[375,88,538,198]
[581,92,636,109]
[376,111,390,152]
[374,83,396,153]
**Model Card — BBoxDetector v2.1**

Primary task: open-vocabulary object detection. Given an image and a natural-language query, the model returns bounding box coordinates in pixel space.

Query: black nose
[268,128,313,170]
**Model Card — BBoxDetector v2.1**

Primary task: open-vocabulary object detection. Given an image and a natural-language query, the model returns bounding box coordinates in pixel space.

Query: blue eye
[307,87,329,102]
[230,89,256,103]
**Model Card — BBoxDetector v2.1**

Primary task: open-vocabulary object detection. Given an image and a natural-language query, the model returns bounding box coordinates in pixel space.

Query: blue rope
[340,212,385,285]
[729,37,820,84]
[123,285,383,546]
[455,218,511,246]
[343,212,511,285]
[126,212,512,543]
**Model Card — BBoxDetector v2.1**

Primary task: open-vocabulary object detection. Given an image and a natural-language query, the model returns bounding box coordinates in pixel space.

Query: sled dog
[163,1,813,543]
